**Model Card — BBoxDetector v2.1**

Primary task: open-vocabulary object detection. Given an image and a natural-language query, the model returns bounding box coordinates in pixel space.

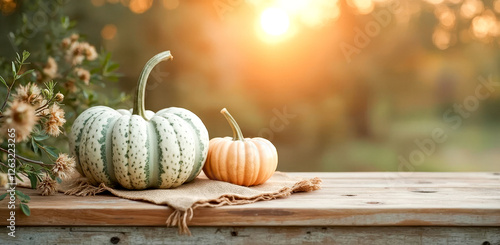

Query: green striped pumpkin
[69,51,209,189]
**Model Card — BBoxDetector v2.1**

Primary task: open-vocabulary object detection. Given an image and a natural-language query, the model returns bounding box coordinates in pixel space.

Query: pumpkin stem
[132,51,173,120]
[221,108,244,141]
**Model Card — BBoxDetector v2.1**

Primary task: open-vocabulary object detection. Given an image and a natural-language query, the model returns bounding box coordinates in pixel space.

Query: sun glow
[260,7,290,36]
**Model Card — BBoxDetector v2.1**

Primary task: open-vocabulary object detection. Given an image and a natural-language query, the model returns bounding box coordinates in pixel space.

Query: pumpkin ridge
[217,140,232,181]
[124,115,134,189]
[127,115,149,189]
[166,115,196,187]
[237,141,245,186]
[163,113,189,187]
[79,110,107,185]
[146,119,160,188]
[71,107,107,176]
[253,139,275,185]
[228,142,239,185]
[252,140,267,185]
[151,115,180,188]
[164,109,208,183]
[98,113,120,185]
[254,138,278,182]
[112,115,133,189]
[244,142,258,186]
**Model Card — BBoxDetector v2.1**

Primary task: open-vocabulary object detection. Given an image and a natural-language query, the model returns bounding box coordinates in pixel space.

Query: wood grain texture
[1,227,500,245]
[0,172,498,227]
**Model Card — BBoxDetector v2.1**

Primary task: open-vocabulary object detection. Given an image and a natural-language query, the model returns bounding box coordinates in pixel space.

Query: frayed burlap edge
[62,177,109,196]
[63,176,322,235]
[167,177,322,235]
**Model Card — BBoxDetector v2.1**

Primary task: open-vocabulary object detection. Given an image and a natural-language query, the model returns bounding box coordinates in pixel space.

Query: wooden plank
[0,172,498,227]
[1,226,500,245]
[296,172,500,179]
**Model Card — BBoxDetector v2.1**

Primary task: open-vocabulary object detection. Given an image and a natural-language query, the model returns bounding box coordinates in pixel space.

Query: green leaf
[29,162,43,172]
[82,89,89,100]
[106,63,120,73]
[28,173,38,189]
[15,173,23,181]
[15,190,31,201]
[33,134,49,141]
[61,16,70,29]
[22,50,30,63]
[31,138,39,154]
[18,69,34,79]
[45,146,58,158]
[0,193,7,201]
[0,75,7,88]
[69,20,77,29]
[11,61,16,77]
[20,203,31,216]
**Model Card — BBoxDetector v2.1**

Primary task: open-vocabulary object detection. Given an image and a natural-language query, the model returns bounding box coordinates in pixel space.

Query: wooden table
[1,172,499,244]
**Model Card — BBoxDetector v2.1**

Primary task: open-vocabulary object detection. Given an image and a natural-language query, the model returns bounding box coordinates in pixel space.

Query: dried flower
[52,153,75,179]
[70,33,79,42]
[37,176,57,196]
[54,92,64,102]
[66,41,85,65]
[1,101,38,142]
[74,67,91,85]
[64,80,77,93]
[13,83,43,106]
[42,56,58,79]
[65,40,98,65]
[37,100,50,116]
[61,38,71,49]
[44,103,66,137]
[82,43,98,61]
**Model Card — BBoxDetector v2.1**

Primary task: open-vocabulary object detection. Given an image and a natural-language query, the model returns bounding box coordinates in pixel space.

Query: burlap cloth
[21,172,321,235]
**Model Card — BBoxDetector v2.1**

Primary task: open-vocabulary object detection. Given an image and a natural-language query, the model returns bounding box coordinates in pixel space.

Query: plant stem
[132,51,173,120]
[0,146,46,165]
[34,142,57,162]
[35,94,56,114]
[0,87,12,112]
[220,108,245,141]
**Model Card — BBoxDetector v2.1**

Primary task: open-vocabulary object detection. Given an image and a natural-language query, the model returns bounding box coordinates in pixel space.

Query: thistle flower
[52,153,75,179]
[37,176,57,196]
[44,103,66,137]
[13,83,43,106]
[1,101,38,142]
[74,67,91,85]
[42,56,58,79]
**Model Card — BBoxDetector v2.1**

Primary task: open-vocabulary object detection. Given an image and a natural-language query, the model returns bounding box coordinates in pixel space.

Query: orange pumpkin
[203,108,278,186]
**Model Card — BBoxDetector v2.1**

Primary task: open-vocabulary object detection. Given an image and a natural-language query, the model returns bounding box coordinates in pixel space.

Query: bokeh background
[2,0,500,172]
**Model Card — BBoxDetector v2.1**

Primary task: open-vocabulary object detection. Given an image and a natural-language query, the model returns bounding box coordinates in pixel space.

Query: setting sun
[260,7,290,36]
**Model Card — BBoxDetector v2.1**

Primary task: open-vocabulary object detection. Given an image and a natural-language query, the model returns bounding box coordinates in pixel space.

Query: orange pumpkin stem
[221,108,244,141]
